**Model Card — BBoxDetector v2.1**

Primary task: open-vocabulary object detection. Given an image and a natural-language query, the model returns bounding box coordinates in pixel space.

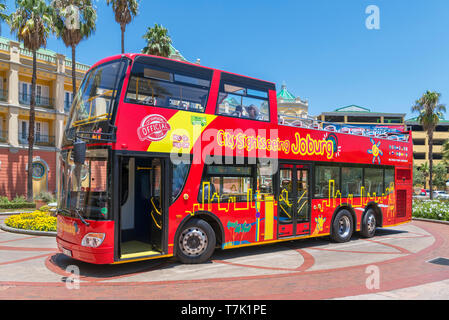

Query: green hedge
[0,202,36,209]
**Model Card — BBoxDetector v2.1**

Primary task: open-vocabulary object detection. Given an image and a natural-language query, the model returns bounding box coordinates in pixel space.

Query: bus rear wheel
[360,209,377,238]
[331,209,354,243]
[176,218,216,264]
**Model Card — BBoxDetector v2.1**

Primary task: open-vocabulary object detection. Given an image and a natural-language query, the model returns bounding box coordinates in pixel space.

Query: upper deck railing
[278,114,410,142]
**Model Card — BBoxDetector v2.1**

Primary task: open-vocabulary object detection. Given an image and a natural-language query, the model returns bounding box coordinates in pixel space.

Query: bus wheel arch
[174,211,224,263]
[330,205,356,243]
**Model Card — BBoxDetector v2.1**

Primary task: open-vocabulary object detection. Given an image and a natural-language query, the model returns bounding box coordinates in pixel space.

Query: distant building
[277,83,309,118]
[318,105,405,126]
[405,117,449,168]
[0,37,89,199]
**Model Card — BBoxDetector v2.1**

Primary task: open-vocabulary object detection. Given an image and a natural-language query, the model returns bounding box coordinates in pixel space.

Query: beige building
[277,83,309,118]
[405,118,449,168]
[317,105,406,126]
[0,36,89,199]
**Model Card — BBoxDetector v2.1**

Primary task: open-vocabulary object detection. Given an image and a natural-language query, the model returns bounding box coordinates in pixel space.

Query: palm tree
[442,139,449,165]
[142,23,172,57]
[52,0,96,98]
[412,91,446,199]
[106,0,139,54]
[0,1,7,21]
[8,0,53,202]
[418,162,429,189]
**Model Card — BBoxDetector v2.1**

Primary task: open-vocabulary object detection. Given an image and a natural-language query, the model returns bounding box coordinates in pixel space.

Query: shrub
[11,195,27,203]
[5,210,56,232]
[0,202,35,209]
[34,192,56,203]
[0,196,9,204]
[413,200,449,221]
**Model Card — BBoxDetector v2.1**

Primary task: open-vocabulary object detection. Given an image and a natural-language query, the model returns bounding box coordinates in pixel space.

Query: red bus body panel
[56,215,115,264]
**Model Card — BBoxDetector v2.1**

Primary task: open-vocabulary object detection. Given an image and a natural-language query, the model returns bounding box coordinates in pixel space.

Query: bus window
[199,164,255,202]
[125,62,211,112]
[385,168,395,194]
[258,161,274,197]
[217,82,270,121]
[68,60,127,128]
[365,168,384,196]
[172,161,190,202]
[314,165,340,198]
[341,167,362,197]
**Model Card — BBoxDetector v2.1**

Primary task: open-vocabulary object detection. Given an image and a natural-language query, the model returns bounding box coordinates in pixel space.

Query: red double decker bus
[56,54,413,264]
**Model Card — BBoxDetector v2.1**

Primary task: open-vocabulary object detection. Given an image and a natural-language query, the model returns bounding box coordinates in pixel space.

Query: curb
[0,223,57,237]
[412,217,449,225]
[0,211,34,216]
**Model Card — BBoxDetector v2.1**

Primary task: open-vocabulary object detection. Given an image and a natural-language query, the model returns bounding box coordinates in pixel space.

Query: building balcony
[19,92,54,109]
[18,132,55,147]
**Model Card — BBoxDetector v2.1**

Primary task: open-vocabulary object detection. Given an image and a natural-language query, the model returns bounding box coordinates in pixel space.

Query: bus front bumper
[56,236,115,264]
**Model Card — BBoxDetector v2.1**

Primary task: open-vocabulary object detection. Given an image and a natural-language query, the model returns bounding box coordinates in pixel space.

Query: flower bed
[5,210,56,232]
[412,200,449,221]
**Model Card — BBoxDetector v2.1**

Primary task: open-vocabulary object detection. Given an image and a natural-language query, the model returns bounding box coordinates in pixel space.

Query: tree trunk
[121,24,126,54]
[72,45,76,99]
[27,50,37,202]
[429,130,434,200]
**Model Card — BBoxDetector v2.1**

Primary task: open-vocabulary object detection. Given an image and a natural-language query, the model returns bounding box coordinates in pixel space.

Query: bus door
[278,163,311,238]
[119,156,167,260]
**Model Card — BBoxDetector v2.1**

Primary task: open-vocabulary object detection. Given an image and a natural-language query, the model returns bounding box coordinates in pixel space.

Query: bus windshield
[68,59,127,128]
[58,148,110,221]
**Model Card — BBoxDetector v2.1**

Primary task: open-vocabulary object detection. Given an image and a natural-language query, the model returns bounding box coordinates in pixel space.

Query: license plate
[62,248,72,257]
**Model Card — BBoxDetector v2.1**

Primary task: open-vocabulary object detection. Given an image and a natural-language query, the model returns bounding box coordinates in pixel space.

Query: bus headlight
[81,233,105,248]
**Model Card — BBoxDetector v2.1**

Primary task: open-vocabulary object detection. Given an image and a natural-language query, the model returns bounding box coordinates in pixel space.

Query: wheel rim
[179,227,208,256]
[338,215,351,238]
[367,214,376,233]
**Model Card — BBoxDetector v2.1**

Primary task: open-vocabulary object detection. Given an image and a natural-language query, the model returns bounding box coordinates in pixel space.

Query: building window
[32,162,46,179]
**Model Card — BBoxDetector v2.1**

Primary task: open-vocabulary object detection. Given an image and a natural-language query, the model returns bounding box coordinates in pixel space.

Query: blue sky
[2,0,449,119]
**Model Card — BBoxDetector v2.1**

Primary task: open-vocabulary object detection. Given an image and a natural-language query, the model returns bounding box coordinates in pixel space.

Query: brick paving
[0,218,448,300]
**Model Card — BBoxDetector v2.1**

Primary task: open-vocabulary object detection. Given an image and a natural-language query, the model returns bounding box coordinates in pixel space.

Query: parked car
[413,189,430,200]
[433,191,449,200]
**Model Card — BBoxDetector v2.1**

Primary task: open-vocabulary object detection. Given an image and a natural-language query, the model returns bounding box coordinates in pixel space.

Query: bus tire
[176,218,216,264]
[331,209,353,243]
[360,208,377,238]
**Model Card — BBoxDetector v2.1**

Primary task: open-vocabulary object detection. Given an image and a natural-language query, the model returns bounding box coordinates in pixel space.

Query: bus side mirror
[73,139,86,165]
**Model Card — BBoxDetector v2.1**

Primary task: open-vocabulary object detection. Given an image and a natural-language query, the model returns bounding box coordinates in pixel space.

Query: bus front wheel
[176,218,216,264]
[331,209,354,243]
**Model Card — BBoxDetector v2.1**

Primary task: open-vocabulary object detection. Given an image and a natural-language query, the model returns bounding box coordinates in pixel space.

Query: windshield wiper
[74,208,90,227]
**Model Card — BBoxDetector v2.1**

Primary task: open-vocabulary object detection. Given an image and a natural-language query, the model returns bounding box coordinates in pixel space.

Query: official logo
[137,114,171,142]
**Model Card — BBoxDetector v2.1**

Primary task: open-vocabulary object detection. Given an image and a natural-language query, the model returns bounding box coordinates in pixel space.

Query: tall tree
[442,139,449,165]
[0,1,7,21]
[106,0,139,54]
[418,162,429,189]
[8,0,53,202]
[412,91,446,199]
[52,0,96,98]
[142,23,172,57]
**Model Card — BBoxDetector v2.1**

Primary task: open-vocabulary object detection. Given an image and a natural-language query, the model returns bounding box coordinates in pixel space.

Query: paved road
[0,215,448,300]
